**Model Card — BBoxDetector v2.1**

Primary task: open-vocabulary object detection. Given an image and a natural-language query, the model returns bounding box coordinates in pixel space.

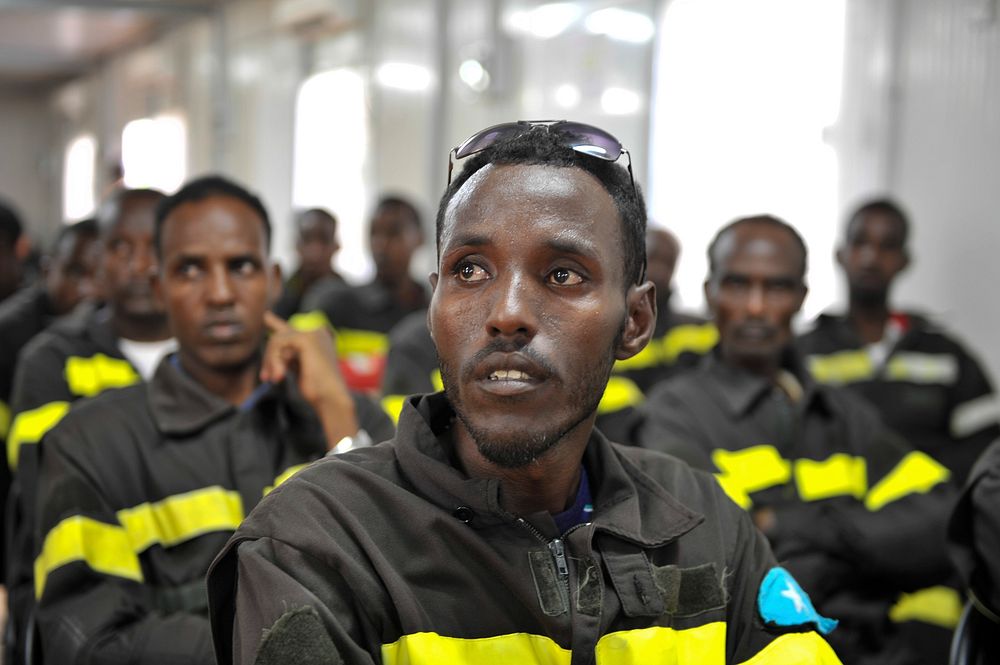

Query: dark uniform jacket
[34,356,394,664]
[637,352,958,665]
[208,392,842,665]
[950,438,1000,618]
[298,280,429,394]
[378,309,715,446]
[798,312,999,483]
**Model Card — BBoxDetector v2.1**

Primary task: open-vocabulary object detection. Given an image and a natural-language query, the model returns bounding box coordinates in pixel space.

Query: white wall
[0,88,57,244]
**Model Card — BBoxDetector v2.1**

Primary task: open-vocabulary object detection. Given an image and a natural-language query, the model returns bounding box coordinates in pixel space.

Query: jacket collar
[700,349,832,418]
[147,356,241,435]
[395,393,703,547]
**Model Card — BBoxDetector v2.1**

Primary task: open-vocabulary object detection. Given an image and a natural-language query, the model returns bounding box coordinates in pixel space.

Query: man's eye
[233,260,257,276]
[455,261,489,282]
[178,263,201,278]
[549,268,583,286]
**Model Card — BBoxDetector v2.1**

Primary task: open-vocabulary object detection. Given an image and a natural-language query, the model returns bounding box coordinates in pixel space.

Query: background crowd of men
[0,120,997,664]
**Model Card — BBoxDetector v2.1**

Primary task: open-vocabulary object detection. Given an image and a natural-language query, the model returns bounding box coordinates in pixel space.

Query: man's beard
[439,322,624,469]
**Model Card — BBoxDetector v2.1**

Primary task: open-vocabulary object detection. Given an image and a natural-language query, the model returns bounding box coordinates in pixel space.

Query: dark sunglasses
[447,120,637,199]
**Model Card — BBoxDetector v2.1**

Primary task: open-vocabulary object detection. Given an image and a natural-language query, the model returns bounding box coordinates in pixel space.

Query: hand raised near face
[261,310,358,450]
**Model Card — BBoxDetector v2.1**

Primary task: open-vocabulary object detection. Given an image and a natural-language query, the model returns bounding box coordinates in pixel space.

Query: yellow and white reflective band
[288,310,332,332]
[382,395,407,425]
[64,353,140,398]
[7,401,70,470]
[951,393,1000,438]
[116,486,244,553]
[0,399,10,440]
[807,351,875,385]
[712,446,792,499]
[864,451,950,511]
[736,631,842,665]
[888,586,964,629]
[264,464,310,496]
[661,323,718,364]
[794,454,867,502]
[597,377,644,415]
[382,622,730,665]
[886,352,958,385]
[35,515,143,599]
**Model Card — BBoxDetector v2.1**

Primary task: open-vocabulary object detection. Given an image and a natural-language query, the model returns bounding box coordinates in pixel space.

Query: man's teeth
[489,369,531,381]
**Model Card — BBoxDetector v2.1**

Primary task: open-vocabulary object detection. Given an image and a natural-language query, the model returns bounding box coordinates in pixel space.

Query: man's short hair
[297,208,338,233]
[707,215,808,279]
[845,198,909,245]
[0,197,24,248]
[154,175,271,256]
[376,195,423,236]
[436,128,647,286]
[96,188,166,236]
[51,217,99,254]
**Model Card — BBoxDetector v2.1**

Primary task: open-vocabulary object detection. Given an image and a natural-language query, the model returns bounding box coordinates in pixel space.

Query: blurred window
[63,134,97,221]
[121,114,187,192]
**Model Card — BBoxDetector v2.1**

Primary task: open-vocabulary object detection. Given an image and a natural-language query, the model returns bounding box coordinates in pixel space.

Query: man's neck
[847,296,891,345]
[452,421,591,517]
[113,312,171,343]
[179,353,261,406]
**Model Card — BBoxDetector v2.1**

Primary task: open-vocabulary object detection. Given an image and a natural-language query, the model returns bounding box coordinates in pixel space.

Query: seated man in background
[798,199,998,484]
[272,207,345,319]
[33,175,392,664]
[302,195,428,393]
[5,188,174,663]
[638,215,958,665]
[0,197,28,304]
[209,121,840,664]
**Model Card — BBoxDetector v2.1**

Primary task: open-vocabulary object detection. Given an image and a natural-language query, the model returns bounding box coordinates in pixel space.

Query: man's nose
[745,284,766,316]
[486,273,537,339]
[129,242,157,277]
[207,266,236,305]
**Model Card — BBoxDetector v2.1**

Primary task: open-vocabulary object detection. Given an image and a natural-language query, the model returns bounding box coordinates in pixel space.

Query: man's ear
[703,279,717,317]
[616,281,656,361]
[835,246,846,270]
[426,272,439,343]
[267,263,283,308]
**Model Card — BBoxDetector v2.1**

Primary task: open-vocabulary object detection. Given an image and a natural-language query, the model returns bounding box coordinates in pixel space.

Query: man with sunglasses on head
[208,121,841,665]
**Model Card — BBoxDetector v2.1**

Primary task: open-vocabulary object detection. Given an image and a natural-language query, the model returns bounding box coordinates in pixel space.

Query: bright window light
[649,0,846,320]
[585,8,655,43]
[63,134,96,221]
[376,62,433,92]
[121,114,186,192]
[459,59,491,92]
[506,3,581,39]
[601,87,642,115]
[293,68,370,281]
[554,83,581,109]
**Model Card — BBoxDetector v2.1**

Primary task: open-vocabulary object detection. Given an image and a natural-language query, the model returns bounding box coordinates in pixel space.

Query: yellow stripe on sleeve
[34,515,143,599]
[64,354,140,397]
[660,323,718,363]
[794,454,867,502]
[116,486,244,553]
[264,465,311,496]
[736,631,842,664]
[0,399,10,440]
[7,401,70,470]
[288,310,333,332]
[807,351,874,385]
[712,445,792,498]
[864,451,950,511]
[381,395,407,425]
[888,586,964,629]
[597,377,644,415]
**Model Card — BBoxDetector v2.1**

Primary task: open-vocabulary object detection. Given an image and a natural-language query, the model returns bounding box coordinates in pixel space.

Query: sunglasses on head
[447,120,637,199]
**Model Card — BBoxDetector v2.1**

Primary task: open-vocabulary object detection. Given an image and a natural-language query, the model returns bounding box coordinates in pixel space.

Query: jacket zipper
[516,518,590,589]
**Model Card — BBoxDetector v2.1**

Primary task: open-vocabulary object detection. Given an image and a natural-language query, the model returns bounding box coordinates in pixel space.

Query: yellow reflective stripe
[381,623,730,665]
[736,630,842,664]
[794,454,867,502]
[807,351,874,385]
[613,344,660,372]
[714,473,753,509]
[0,399,10,440]
[712,445,791,497]
[116,486,244,553]
[288,310,332,332]
[431,369,443,391]
[336,328,390,356]
[595,622,725,663]
[888,586,963,629]
[264,464,311,496]
[660,323,718,363]
[864,451,950,511]
[382,395,407,425]
[886,352,958,385]
[597,377,644,414]
[7,401,70,470]
[64,353,140,397]
[34,515,143,599]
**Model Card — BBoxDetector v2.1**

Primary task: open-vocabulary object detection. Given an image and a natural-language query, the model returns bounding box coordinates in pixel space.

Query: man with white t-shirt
[4,187,175,663]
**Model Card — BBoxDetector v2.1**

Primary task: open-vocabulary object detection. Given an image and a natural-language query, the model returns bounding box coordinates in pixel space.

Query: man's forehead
[716,226,803,273]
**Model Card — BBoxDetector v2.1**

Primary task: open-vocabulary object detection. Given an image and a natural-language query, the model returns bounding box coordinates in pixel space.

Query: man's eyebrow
[545,236,600,259]
[442,232,491,250]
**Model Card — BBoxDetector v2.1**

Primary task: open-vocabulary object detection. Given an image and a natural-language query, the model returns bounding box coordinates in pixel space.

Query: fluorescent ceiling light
[585,8,655,43]
[376,62,433,92]
[554,83,581,109]
[601,87,642,115]
[507,3,581,39]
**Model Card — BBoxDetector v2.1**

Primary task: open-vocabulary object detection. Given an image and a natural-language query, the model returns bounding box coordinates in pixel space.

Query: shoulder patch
[758,567,838,635]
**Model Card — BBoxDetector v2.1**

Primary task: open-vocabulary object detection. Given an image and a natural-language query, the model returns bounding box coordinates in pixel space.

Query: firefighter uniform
[208,392,842,665]
[379,310,716,446]
[798,312,999,484]
[637,352,958,665]
[34,356,393,664]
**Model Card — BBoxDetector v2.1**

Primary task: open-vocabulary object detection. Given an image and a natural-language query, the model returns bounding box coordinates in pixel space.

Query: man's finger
[264,310,292,334]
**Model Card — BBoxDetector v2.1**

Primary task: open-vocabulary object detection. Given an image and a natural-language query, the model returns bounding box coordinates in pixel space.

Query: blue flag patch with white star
[758,567,838,635]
